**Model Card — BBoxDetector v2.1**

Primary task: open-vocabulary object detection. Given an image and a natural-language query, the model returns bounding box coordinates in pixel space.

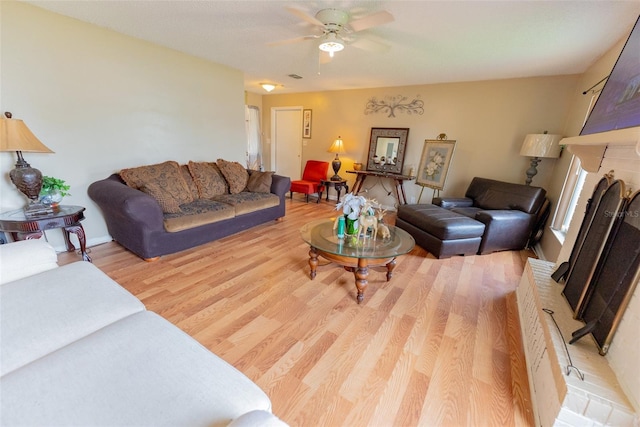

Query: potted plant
[39,176,71,207]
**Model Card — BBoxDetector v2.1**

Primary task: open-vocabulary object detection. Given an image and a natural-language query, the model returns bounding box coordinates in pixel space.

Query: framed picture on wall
[303,109,312,138]
[416,139,457,190]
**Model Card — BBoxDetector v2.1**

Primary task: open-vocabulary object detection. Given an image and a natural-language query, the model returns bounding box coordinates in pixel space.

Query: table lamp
[0,112,54,216]
[519,132,562,185]
[328,136,345,181]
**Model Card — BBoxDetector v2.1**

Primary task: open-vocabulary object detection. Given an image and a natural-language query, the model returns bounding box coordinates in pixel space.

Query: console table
[346,170,415,205]
[0,205,91,262]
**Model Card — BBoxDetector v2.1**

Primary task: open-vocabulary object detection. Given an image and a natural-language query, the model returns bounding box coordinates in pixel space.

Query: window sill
[549,227,566,246]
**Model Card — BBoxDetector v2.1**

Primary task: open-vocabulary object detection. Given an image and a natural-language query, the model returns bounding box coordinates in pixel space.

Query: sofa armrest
[88,175,165,233]
[270,174,291,199]
[87,174,164,240]
[433,197,474,209]
[227,410,289,427]
[475,209,535,254]
[0,240,58,285]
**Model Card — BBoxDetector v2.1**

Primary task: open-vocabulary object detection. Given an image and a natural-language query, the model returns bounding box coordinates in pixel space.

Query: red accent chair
[289,160,330,203]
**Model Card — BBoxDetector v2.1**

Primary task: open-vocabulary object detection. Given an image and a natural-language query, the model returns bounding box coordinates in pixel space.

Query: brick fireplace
[517,127,640,426]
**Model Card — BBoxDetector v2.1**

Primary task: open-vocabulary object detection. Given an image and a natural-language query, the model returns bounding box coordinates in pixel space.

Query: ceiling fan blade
[348,10,394,32]
[267,34,320,47]
[349,37,391,53]
[286,7,324,27]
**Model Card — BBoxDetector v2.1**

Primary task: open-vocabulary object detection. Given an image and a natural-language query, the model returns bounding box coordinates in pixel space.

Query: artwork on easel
[416,137,456,190]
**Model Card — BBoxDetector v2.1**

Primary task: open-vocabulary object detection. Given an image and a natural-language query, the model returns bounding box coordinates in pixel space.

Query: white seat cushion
[0,239,58,285]
[0,311,273,427]
[0,261,145,376]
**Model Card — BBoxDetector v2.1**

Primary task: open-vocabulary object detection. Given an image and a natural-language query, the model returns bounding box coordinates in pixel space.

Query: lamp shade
[0,114,53,153]
[328,137,345,154]
[519,133,562,158]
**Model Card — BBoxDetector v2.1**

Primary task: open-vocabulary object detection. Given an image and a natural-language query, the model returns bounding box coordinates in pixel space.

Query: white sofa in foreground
[0,239,287,427]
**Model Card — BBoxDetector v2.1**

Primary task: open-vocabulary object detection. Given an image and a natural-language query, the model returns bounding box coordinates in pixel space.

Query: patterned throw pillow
[180,164,200,200]
[140,182,182,214]
[120,161,193,205]
[246,171,274,193]
[187,161,229,199]
[217,159,249,194]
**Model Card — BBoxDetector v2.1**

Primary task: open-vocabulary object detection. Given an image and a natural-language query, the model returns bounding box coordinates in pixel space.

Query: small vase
[39,189,63,207]
[345,217,359,236]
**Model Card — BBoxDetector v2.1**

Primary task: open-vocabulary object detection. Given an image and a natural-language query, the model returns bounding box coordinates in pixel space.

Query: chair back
[302,160,329,182]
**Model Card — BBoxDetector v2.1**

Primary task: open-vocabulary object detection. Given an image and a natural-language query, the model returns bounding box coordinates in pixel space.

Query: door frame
[270,106,303,176]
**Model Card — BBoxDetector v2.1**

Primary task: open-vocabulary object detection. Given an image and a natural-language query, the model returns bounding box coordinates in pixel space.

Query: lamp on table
[328,136,345,181]
[0,112,54,217]
[519,132,562,185]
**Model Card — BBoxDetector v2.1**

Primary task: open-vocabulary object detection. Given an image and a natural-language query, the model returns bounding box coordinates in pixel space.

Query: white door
[271,107,302,180]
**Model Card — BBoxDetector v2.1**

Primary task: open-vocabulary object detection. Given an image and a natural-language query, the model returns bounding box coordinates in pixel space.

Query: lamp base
[331,156,342,182]
[524,157,541,186]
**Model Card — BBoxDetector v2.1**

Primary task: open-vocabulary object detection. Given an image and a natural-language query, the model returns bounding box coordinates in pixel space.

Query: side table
[0,205,91,262]
[318,179,349,204]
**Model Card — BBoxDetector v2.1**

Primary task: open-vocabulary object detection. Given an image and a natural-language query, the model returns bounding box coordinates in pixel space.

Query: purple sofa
[88,171,290,261]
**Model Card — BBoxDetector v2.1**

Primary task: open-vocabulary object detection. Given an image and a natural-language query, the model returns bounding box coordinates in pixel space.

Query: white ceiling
[24,1,640,94]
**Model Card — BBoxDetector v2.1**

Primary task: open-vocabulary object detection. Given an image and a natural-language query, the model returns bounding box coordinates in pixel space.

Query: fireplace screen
[569,190,640,354]
[562,179,627,317]
[552,173,612,283]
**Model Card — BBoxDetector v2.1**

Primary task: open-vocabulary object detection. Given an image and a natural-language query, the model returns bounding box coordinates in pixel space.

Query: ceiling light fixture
[260,83,276,92]
[318,33,344,57]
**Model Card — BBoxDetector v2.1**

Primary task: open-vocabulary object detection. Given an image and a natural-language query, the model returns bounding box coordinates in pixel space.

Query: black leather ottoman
[396,204,485,258]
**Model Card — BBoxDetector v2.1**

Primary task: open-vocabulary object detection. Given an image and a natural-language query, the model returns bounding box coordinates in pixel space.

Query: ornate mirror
[366,128,409,174]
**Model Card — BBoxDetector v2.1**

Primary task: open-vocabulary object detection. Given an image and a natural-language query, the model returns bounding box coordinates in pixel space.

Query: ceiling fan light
[318,33,344,55]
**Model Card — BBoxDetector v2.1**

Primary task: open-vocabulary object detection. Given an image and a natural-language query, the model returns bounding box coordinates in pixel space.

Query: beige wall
[0,2,246,248]
[261,76,578,209]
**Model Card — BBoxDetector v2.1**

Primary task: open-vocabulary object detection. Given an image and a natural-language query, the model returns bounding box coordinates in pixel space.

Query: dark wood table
[0,205,91,262]
[346,170,415,205]
[300,218,415,303]
[318,179,349,204]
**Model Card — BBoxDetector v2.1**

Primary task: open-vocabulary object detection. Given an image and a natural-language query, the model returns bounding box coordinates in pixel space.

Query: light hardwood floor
[59,198,535,426]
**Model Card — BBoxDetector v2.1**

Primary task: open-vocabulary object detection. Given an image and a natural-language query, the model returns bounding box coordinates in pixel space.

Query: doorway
[271,107,302,180]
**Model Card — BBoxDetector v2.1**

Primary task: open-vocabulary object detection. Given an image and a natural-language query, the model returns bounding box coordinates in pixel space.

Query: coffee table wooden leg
[385,257,397,281]
[355,258,369,304]
[309,246,318,279]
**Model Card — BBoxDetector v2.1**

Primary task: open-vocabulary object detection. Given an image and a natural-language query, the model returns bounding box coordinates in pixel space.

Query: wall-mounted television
[581,16,640,136]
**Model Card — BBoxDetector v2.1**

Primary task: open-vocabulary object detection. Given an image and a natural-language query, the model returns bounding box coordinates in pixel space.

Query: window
[245,106,262,170]
[551,90,598,241]
[551,155,587,239]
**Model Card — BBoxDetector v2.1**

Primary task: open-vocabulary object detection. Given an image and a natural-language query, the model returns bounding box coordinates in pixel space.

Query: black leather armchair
[434,177,547,254]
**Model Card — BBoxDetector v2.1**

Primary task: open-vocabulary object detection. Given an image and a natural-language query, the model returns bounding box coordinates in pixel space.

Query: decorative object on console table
[303,109,312,138]
[519,131,562,185]
[366,127,409,175]
[327,136,345,181]
[39,176,71,208]
[0,112,55,217]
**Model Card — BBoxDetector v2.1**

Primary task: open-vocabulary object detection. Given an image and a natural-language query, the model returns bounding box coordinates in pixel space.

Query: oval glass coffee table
[300,218,415,304]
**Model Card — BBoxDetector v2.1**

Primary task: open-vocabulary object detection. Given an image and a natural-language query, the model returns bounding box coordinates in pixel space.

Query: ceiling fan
[268,7,394,58]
